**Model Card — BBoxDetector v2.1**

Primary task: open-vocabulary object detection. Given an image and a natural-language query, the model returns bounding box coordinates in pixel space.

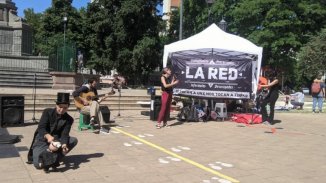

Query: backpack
[311,83,321,94]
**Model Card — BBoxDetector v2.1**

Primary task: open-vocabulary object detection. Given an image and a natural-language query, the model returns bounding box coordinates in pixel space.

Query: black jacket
[27,108,74,162]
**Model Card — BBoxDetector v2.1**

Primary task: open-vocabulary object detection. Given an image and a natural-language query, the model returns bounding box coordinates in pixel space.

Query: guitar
[74,90,115,109]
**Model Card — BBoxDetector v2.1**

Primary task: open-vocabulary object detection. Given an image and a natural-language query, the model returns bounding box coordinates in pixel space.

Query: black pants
[261,92,279,122]
[33,136,78,169]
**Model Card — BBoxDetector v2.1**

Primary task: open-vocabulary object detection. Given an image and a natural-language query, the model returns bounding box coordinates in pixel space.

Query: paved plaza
[0,89,325,183]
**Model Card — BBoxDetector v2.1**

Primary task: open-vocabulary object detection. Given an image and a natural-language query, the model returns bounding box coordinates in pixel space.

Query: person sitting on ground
[290,90,305,110]
[72,78,111,134]
[27,92,78,173]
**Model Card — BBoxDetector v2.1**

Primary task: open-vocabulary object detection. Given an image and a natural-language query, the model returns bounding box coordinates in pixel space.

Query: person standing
[72,78,111,134]
[156,67,179,129]
[259,72,280,125]
[27,92,78,173]
[311,76,325,113]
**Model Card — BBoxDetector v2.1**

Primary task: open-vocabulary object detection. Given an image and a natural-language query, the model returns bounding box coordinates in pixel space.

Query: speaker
[99,106,111,123]
[0,95,24,127]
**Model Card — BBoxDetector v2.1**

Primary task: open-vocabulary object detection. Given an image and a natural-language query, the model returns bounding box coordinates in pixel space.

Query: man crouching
[27,92,78,173]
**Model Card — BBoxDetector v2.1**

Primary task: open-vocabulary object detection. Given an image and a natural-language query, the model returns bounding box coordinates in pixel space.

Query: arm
[72,86,89,105]
[260,79,279,88]
[60,115,74,152]
[161,76,179,88]
[38,108,54,143]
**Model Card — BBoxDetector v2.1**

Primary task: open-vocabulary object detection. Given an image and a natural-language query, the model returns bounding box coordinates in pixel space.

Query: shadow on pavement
[60,153,104,171]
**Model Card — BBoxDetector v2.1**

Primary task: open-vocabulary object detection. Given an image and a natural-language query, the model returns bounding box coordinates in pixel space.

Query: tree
[38,0,84,55]
[86,0,163,85]
[297,28,326,86]
[229,0,326,86]
[23,8,43,55]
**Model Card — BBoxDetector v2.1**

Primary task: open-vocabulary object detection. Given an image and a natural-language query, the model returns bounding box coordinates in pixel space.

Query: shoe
[43,167,50,173]
[99,127,110,134]
[156,124,162,129]
[262,121,271,125]
[90,117,96,126]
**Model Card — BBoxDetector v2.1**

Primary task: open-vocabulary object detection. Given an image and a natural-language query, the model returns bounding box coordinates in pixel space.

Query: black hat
[56,92,70,105]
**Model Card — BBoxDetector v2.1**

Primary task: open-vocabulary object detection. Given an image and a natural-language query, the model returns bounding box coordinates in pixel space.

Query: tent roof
[163,23,263,67]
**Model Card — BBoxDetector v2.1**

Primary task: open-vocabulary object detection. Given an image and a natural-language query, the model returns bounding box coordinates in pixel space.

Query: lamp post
[218,17,227,31]
[206,0,215,25]
[179,0,183,40]
[63,16,67,71]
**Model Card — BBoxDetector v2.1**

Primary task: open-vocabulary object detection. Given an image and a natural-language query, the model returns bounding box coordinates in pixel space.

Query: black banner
[171,56,252,99]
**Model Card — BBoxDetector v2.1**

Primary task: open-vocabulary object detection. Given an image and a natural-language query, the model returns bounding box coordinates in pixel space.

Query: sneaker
[90,117,96,126]
[262,121,271,125]
[99,127,110,134]
[156,124,162,129]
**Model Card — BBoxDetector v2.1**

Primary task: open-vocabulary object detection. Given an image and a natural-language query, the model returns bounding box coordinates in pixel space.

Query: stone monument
[0,0,32,56]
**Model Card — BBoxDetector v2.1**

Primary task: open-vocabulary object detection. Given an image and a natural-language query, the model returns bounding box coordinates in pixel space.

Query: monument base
[50,72,100,90]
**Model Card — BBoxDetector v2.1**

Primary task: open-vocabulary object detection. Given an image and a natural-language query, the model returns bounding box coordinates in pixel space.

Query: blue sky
[14,0,90,17]
[14,0,162,17]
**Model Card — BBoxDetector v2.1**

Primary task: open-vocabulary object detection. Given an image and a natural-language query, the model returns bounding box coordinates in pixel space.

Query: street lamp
[218,17,227,31]
[63,16,67,71]
[206,0,215,25]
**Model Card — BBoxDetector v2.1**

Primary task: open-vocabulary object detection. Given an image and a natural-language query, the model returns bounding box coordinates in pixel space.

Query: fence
[49,42,77,72]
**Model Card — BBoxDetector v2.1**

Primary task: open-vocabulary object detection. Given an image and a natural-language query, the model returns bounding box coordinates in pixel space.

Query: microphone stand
[31,73,38,123]
[117,85,121,117]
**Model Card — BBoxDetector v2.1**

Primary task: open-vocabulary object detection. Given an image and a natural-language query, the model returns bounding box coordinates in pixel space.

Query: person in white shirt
[290,90,304,110]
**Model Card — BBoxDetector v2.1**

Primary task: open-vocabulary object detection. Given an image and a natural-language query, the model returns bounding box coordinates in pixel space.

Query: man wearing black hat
[27,92,78,173]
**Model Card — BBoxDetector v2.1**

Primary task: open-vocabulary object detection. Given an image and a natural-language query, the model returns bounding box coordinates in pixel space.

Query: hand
[173,80,179,85]
[82,99,89,106]
[62,144,69,154]
[45,134,54,143]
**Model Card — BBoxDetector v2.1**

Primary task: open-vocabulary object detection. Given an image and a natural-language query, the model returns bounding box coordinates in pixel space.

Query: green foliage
[23,8,43,55]
[297,28,326,85]
[86,0,163,85]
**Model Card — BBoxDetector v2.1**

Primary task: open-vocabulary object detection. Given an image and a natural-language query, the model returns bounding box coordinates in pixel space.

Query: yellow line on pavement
[112,127,240,183]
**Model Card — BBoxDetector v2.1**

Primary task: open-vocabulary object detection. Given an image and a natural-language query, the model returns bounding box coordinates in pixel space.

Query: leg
[268,93,279,123]
[157,92,169,126]
[312,97,317,112]
[260,97,270,122]
[163,93,173,125]
[57,137,78,162]
[32,143,48,169]
[80,106,91,116]
[90,101,104,126]
[317,96,323,112]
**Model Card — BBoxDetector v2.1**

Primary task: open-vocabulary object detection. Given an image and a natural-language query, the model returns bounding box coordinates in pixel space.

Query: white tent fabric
[162,23,263,94]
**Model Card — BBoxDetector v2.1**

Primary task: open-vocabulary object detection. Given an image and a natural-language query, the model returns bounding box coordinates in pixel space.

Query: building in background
[163,0,180,28]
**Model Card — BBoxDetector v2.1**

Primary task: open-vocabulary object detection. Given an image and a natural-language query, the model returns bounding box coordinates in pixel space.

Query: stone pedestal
[50,72,100,90]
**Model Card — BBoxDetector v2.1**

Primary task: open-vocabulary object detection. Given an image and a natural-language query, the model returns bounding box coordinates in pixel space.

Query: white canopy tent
[163,24,263,95]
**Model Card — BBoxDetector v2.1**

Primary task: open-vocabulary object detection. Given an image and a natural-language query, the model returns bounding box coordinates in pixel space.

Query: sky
[14,0,90,17]
[14,0,162,17]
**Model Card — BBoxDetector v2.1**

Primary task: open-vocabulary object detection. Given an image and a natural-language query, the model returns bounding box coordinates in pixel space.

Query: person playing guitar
[72,77,115,134]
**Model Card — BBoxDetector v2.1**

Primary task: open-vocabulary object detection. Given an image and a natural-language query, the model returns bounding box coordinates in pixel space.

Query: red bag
[231,113,262,124]
[311,82,321,94]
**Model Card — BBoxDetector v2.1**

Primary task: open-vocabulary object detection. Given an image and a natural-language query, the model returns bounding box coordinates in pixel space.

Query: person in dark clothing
[156,67,179,128]
[27,92,78,173]
[259,72,280,125]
